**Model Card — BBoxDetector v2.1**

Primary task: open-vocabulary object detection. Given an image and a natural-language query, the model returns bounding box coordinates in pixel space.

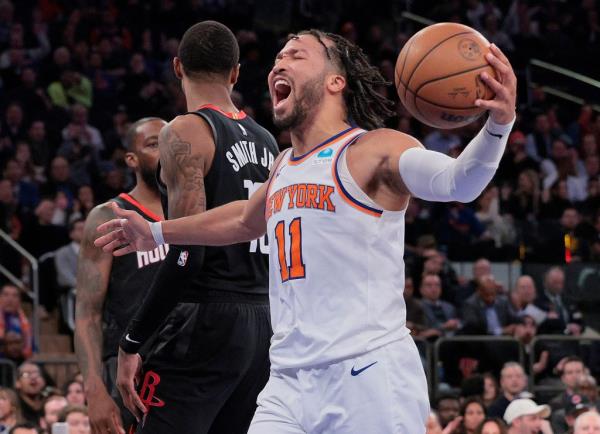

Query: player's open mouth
[274,79,292,108]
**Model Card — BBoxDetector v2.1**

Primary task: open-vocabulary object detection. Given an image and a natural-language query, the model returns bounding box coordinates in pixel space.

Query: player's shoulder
[358,128,424,153]
[163,114,214,143]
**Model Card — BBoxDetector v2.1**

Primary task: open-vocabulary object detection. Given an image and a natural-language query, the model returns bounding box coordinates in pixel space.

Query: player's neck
[290,104,349,156]
[128,182,163,219]
[184,81,238,114]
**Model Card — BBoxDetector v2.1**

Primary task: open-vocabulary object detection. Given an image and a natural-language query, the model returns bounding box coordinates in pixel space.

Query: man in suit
[461,274,521,336]
[535,266,583,335]
[420,273,461,337]
[54,219,85,290]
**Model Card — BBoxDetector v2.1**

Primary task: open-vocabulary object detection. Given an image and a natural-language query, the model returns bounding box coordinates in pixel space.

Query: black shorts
[135,291,271,434]
[103,356,137,432]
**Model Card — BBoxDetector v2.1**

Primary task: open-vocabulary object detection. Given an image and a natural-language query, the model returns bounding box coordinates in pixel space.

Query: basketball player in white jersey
[95,29,516,433]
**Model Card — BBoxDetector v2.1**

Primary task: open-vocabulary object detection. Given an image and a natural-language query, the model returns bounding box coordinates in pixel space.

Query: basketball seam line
[404,30,474,95]
[397,37,415,94]
[402,86,482,110]
[413,63,490,98]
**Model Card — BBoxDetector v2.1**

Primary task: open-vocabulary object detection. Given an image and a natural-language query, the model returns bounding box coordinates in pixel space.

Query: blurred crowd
[0,0,597,433]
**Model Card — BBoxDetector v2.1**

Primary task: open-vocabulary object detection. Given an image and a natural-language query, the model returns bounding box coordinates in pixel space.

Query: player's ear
[230,64,240,86]
[173,57,183,80]
[326,74,346,94]
[124,151,138,170]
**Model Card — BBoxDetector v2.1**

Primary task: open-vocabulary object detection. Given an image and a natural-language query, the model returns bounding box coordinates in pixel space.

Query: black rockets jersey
[159,104,279,295]
[101,193,167,360]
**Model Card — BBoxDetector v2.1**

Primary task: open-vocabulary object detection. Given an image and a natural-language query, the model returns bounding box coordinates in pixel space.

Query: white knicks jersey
[265,127,410,370]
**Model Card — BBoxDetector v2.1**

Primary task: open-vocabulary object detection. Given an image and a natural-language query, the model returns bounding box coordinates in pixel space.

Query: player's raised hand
[475,43,517,125]
[95,202,157,255]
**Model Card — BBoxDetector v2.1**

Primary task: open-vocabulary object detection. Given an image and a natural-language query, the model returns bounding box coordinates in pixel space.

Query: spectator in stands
[549,356,587,410]
[0,284,31,361]
[8,423,40,434]
[536,267,583,335]
[481,14,515,52]
[0,387,22,433]
[404,276,428,337]
[574,375,600,409]
[436,394,461,430]
[19,199,68,259]
[476,417,508,434]
[509,276,546,325]
[15,362,46,423]
[2,159,39,214]
[526,114,556,162]
[540,138,586,202]
[420,273,461,337]
[503,398,551,434]
[47,70,92,109]
[26,121,50,170]
[488,363,529,419]
[39,157,77,207]
[504,169,540,223]
[483,373,500,409]
[57,405,89,434]
[461,275,520,336]
[54,219,84,291]
[454,398,487,434]
[497,131,539,184]
[458,258,494,303]
[423,128,461,155]
[552,393,595,434]
[59,104,104,154]
[38,395,67,433]
[574,410,600,434]
[436,202,488,259]
[63,381,85,407]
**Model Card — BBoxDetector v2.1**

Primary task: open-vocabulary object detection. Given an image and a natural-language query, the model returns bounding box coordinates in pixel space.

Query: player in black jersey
[75,117,167,434]
[111,21,278,434]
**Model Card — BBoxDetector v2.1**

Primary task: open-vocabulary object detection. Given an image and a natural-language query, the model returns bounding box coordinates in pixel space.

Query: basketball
[395,22,496,129]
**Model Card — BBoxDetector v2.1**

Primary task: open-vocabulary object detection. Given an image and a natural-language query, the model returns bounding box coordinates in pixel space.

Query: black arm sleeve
[119,244,204,354]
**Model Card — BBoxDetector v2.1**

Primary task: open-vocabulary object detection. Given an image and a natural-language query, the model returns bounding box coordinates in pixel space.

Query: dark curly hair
[293,29,394,131]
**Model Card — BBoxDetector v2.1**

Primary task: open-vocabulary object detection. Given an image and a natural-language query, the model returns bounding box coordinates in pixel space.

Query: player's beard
[139,162,160,194]
[273,73,324,131]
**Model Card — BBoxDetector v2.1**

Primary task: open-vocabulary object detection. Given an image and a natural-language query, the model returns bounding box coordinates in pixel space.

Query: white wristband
[149,221,165,246]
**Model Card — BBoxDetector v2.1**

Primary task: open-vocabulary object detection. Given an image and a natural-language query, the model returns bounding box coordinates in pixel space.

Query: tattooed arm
[118,115,214,353]
[74,204,125,433]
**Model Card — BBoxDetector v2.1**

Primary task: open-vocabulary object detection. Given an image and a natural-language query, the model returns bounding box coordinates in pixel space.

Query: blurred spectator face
[513,414,542,433]
[464,401,486,431]
[3,331,24,360]
[585,156,599,177]
[509,131,526,153]
[70,221,84,243]
[535,114,550,134]
[404,277,414,298]
[77,185,94,206]
[551,139,569,160]
[340,21,357,42]
[6,103,22,125]
[576,376,598,403]
[420,274,442,302]
[477,275,497,305]
[130,53,145,74]
[556,180,569,199]
[563,361,586,389]
[0,284,20,313]
[437,398,460,427]
[480,421,503,434]
[89,52,102,69]
[71,105,88,125]
[50,157,70,182]
[0,179,13,203]
[582,134,598,158]
[0,388,15,419]
[28,121,45,142]
[588,179,599,197]
[484,375,498,402]
[473,258,491,280]
[516,276,536,304]
[544,268,565,295]
[574,410,600,434]
[515,315,537,344]
[16,363,45,396]
[424,257,443,275]
[21,67,36,87]
[561,208,580,231]
[500,364,526,396]
[105,169,124,190]
[3,159,21,182]
[42,396,67,426]
[53,46,71,66]
[66,410,90,434]
[35,199,55,224]
[65,381,85,406]
[15,142,31,165]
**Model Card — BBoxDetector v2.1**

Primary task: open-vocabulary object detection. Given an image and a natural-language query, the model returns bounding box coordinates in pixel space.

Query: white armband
[149,221,165,246]
[399,116,515,202]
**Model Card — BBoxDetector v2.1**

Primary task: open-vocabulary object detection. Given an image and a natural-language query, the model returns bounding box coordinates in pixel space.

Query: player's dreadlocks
[295,29,395,131]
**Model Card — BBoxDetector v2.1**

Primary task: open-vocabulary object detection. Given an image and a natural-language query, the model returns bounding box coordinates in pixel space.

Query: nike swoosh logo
[351,361,378,376]
[485,129,503,139]
[125,334,141,344]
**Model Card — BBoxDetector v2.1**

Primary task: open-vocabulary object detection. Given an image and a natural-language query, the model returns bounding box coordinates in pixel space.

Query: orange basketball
[395,22,496,129]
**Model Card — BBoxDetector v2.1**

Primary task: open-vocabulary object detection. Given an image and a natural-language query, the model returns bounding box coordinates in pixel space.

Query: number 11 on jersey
[274,218,306,282]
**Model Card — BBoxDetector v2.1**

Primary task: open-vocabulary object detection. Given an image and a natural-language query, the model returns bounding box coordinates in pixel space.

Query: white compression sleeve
[399,116,515,202]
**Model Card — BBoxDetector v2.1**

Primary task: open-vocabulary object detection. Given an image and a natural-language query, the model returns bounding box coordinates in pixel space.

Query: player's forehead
[276,34,328,59]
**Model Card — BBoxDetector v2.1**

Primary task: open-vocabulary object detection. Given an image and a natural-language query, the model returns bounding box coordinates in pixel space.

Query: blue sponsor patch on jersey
[317,148,333,158]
